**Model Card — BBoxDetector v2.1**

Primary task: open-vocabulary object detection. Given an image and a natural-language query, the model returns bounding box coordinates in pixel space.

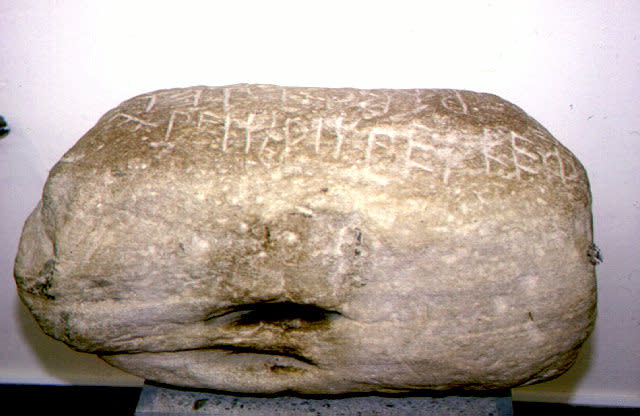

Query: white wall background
[1,0,638,407]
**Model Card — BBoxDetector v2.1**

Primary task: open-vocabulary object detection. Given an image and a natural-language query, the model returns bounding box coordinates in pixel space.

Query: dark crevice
[262,226,272,249]
[99,302,342,366]
[207,344,317,366]
[100,344,318,367]
[205,301,341,330]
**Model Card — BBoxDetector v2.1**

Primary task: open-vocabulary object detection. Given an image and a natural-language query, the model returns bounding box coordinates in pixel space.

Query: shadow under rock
[513,327,596,402]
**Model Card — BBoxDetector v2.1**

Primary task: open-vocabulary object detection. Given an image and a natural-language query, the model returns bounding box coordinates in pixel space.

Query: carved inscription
[110,113,158,132]
[482,128,542,179]
[100,85,585,188]
[441,90,469,115]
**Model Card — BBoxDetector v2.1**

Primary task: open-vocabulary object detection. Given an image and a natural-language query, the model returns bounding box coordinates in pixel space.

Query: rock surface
[15,84,596,394]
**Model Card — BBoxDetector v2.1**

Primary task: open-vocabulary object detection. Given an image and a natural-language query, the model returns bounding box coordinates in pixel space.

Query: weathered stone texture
[15,84,596,394]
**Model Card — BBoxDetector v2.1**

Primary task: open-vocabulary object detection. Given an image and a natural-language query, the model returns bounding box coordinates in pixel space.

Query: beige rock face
[15,84,596,394]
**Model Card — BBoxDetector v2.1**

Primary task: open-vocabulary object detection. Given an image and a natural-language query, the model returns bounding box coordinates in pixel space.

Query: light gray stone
[134,382,513,415]
[14,84,596,394]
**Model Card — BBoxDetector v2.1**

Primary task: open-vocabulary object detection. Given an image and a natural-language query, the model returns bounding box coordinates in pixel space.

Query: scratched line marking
[405,137,434,173]
[286,118,310,147]
[558,151,580,182]
[314,117,323,154]
[115,87,586,190]
[283,118,293,153]
[166,89,203,107]
[365,129,395,164]
[359,93,392,119]
[222,113,231,152]
[454,90,468,114]
[110,113,158,131]
[556,147,567,183]
[244,113,255,154]
[223,88,231,113]
[441,90,469,114]
[482,128,512,174]
[144,95,157,112]
[442,161,451,185]
[541,147,566,184]
[383,93,391,114]
[192,89,202,107]
[198,111,222,128]
[333,117,344,159]
[164,111,190,140]
[510,132,540,179]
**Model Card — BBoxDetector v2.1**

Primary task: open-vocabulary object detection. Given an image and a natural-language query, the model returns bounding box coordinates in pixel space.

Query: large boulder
[15,84,596,394]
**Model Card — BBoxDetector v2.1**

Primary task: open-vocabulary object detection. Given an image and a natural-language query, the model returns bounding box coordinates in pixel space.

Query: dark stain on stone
[268,364,303,373]
[91,278,113,288]
[193,398,208,410]
[26,259,58,300]
[262,225,272,249]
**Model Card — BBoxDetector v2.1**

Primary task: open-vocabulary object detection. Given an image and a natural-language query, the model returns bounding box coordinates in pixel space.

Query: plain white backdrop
[1,0,638,406]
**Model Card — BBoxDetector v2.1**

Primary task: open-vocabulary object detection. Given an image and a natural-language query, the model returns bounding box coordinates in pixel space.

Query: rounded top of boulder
[54,84,589,204]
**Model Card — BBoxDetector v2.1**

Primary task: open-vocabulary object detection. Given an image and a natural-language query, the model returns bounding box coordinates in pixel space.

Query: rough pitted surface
[15,84,596,394]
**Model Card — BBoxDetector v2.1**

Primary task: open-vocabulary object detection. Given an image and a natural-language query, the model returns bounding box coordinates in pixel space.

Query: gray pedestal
[135,382,512,415]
